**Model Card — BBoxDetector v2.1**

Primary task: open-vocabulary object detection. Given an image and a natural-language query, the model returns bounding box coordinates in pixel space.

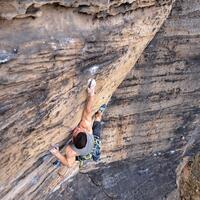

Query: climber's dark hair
[73,132,87,149]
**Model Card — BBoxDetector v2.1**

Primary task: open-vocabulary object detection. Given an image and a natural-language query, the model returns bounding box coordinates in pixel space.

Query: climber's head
[73,132,87,149]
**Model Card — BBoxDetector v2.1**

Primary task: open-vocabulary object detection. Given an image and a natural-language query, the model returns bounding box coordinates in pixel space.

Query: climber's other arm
[50,146,76,167]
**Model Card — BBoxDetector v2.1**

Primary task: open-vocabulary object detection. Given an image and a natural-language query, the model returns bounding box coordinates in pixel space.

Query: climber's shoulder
[78,120,92,134]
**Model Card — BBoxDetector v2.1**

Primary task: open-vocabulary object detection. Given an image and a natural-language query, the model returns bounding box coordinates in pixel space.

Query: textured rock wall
[0,0,174,199]
[178,154,200,200]
[101,0,200,164]
[48,0,200,199]
[0,0,173,20]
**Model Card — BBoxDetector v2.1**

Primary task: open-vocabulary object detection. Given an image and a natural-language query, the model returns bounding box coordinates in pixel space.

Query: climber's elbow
[65,147,76,168]
[62,160,69,167]
[65,156,75,168]
[66,162,73,168]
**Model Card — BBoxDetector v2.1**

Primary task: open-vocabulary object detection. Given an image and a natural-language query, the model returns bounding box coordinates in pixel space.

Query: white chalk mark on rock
[0,50,14,64]
[89,65,99,75]
[62,37,75,44]
[170,150,175,154]
[0,58,9,64]
[59,37,75,47]
[138,168,149,174]
[50,42,57,50]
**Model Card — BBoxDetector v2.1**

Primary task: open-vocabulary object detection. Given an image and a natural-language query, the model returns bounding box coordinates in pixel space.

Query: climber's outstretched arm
[79,80,96,133]
[50,146,76,167]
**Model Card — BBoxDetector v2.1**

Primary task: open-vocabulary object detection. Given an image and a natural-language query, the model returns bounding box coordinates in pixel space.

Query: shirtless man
[50,79,103,167]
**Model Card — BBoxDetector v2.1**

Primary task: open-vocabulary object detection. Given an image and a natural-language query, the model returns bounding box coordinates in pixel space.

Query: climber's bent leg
[92,120,102,138]
[92,115,103,161]
[92,104,106,138]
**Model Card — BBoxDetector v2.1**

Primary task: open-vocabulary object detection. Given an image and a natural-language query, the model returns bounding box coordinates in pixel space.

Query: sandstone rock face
[47,0,200,199]
[176,127,200,200]
[0,0,173,20]
[0,0,174,199]
[178,154,200,200]
[100,0,200,164]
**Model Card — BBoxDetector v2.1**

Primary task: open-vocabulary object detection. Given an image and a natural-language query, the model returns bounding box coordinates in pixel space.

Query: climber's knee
[94,111,102,122]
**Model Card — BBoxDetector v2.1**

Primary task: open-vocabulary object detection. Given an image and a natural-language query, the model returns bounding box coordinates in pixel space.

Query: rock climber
[50,79,106,167]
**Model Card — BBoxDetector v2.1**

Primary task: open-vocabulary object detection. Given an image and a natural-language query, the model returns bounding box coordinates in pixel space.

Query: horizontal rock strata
[0,0,173,20]
[48,0,200,199]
